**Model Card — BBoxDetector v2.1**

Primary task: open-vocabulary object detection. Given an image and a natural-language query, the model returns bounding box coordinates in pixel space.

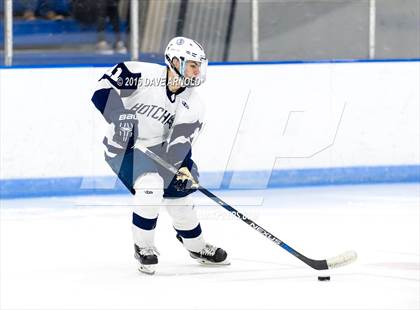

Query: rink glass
[1,0,419,66]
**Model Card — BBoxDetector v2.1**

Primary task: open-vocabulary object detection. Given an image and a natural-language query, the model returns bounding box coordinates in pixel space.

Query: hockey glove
[174,167,199,193]
[112,111,138,148]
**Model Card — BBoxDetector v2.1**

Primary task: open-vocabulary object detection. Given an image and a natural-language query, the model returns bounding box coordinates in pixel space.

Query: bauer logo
[119,114,137,121]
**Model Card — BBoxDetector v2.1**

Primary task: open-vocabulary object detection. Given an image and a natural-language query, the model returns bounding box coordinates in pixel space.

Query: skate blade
[138,264,156,275]
[196,258,231,266]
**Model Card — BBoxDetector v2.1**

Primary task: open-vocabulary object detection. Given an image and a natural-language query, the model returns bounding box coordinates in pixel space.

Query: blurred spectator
[13,0,38,20]
[72,0,127,54]
[13,0,68,21]
[96,0,127,54]
[72,0,97,25]
[38,0,67,20]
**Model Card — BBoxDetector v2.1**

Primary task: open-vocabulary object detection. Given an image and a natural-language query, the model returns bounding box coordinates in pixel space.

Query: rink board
[0,60,419,198]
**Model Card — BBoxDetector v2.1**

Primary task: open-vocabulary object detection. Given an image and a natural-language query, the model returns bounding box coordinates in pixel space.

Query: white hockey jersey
[92,61,205,167]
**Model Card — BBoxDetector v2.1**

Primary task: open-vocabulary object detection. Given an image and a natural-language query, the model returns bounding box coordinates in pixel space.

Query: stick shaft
[137,144,328,270]
[198,187,328,270]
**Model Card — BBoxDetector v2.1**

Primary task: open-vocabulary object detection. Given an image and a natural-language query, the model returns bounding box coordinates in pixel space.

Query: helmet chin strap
[166,55,201,88]
[166,55,185,79]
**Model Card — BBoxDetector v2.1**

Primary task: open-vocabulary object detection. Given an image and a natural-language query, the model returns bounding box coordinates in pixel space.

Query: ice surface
[1,184,419,309]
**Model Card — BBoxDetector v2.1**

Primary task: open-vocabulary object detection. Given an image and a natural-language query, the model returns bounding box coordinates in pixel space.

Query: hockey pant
[132,172,205,252]
[104,146,204,252]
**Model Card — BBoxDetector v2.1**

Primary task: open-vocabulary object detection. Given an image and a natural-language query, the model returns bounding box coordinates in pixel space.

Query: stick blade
[326,250,358,269]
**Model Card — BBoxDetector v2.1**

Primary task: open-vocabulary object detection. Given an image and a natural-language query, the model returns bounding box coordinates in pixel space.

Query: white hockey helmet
[164,37,208,87]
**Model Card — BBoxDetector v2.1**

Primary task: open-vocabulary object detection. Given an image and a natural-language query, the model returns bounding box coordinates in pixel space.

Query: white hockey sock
[132,173,164,248]
[164,196,206,252]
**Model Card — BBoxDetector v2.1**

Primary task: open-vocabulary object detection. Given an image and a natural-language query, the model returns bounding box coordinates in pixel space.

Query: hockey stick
[136,144,357,270]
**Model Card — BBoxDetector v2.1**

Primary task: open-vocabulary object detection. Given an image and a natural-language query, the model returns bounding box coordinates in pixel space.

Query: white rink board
[0,61,419,179]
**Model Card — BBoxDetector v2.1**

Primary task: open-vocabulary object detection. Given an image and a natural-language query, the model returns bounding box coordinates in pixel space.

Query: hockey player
[91,37,229,274]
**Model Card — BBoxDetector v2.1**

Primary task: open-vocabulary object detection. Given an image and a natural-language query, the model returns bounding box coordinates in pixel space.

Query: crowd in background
[2,0,418,62]
[11,0,69,20]
[1,0,128,54]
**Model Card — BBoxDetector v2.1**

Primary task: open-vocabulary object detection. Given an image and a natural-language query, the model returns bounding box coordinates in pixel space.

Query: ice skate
[134,245,159,275]
[190,244,230,265]
[176,234,230,265]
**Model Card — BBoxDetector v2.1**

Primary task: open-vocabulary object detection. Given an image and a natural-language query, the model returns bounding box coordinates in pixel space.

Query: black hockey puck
[318,276,330,281]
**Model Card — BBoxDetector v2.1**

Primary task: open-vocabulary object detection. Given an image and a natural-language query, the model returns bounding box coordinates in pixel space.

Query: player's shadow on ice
[152,258,301,277]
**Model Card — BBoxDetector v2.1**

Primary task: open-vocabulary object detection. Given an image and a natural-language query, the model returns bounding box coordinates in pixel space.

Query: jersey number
[106,63,142,90]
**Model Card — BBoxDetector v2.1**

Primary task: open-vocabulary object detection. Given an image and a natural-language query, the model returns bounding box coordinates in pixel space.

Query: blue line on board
[1,165,418,199]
